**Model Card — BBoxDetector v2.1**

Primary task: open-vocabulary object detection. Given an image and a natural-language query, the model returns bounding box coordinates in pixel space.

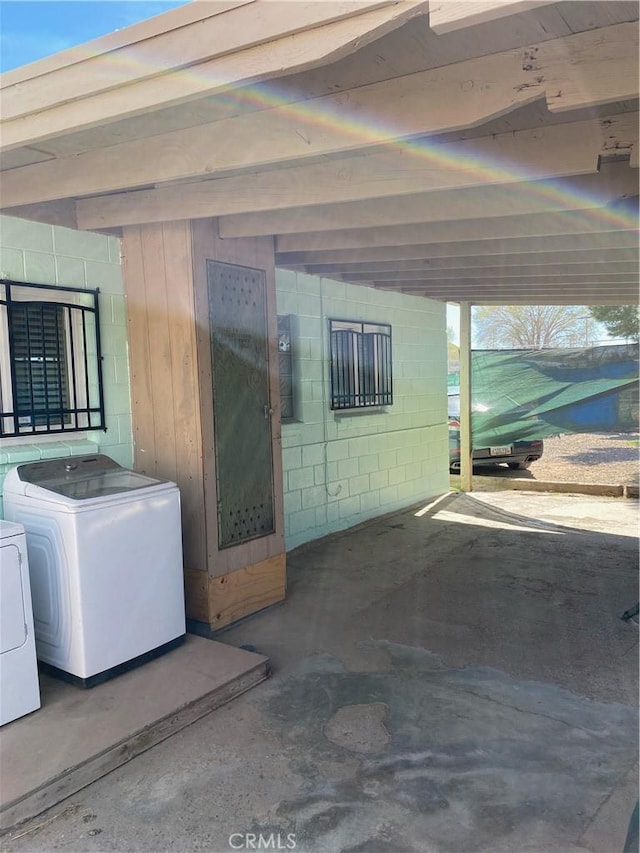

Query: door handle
[264,404,274,419]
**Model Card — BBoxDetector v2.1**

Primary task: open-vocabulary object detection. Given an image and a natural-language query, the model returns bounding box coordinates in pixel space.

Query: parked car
[448,393,544,473]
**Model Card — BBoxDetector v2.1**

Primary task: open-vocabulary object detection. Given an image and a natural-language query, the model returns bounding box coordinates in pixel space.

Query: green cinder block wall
[0,215,133,517]
[276,270,450,549]
[0,219,450,544]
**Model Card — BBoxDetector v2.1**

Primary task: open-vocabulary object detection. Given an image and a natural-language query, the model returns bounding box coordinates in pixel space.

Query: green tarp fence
[448,344,639,447]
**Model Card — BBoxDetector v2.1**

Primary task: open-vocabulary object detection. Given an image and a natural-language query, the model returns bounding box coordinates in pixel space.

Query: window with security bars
[329,319,392,410]
[0,281,106,437]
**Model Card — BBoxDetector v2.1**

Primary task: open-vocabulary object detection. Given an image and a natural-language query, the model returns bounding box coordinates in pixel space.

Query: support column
[459,301,473,492]
[122,219,286,631]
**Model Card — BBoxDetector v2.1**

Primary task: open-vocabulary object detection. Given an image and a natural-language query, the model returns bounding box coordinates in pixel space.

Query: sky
[0,1,190,72]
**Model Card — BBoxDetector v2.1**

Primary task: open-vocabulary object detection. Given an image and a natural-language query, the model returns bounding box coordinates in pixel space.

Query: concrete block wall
[0,215,132,516]
[0,219,450,544]
[276,270,450,549]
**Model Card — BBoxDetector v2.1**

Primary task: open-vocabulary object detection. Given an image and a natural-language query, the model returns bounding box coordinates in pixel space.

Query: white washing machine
[0,520,41,725]
[3,455,186,687]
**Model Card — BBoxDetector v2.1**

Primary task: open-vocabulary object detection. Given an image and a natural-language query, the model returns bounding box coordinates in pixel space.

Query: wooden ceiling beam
[275,209,638,252]
[304,255,638,281]
[399,293,640,303]
[219,162,636,237]
[429,0,557,35]
[0,1,252,87]
[340,262,638,282]
[0,1,409,115]
[75,114,636,230]
[299,249,638,275]
[0,1,426,151]
[371,276,638,288]
[398,293,637,305]
[542,20,639,113]
[428,1,555,35]
[275,232,640,265]
[0,200,79,230]
[335,282,640,299]
[395,281,640,290]
[2,22,636,209]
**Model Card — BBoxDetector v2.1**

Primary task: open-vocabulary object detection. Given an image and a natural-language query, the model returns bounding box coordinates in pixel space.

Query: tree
[587,306,640,342]
[446,325,460,371]
[472,305,598,349]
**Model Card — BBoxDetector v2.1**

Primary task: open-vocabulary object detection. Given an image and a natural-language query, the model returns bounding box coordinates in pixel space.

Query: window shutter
[11,302,69,427]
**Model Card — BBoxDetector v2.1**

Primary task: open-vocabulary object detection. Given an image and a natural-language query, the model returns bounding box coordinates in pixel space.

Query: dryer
[0,520,41,725]
[3,455,186,687]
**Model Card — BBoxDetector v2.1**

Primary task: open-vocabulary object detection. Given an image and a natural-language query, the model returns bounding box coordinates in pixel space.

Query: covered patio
[0,4,638,846]
[3,489,638,851]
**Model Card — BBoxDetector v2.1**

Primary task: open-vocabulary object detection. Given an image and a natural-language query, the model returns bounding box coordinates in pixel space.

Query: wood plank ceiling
[0,0,637,305]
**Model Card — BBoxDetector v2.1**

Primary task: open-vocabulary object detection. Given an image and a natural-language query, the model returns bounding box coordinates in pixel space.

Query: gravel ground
[482,432,640,486]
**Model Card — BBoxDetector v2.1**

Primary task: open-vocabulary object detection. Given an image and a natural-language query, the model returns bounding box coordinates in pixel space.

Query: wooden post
[122,219,286,631]
[459,301,473,493]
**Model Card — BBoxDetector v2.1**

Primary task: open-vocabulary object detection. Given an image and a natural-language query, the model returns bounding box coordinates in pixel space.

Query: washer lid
[15,454,169,500]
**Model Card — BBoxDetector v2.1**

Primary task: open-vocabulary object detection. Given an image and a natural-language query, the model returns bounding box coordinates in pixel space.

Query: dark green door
[207,260,275,549]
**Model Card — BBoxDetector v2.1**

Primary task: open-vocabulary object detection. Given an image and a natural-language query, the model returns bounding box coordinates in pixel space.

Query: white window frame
[0,281,105,438]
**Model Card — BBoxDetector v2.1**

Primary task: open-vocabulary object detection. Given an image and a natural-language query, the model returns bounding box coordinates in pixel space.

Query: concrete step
[450,474,637,498]
[0,636,269,832]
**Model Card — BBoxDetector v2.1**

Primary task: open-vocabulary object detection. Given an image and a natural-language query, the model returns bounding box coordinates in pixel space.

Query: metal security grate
[207,260,275,549]
[329,319,392,410]
[0,281,106,436]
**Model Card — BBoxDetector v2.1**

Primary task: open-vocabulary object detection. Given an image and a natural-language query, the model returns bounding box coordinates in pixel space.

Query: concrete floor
[3,491,638,853]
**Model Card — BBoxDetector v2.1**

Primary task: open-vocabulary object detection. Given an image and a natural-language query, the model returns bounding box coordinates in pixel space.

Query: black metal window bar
[329,319,392,410]
[0,280,106,436]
